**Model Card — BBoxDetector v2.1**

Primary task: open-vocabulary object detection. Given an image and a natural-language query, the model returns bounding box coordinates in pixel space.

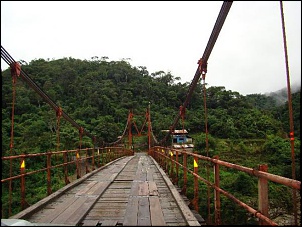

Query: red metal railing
[1,146,133,218]
[149,146,301,225]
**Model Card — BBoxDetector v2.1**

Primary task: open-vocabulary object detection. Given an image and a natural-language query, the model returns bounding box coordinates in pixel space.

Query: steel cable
[2,46,101,145]
[159,1,233,145]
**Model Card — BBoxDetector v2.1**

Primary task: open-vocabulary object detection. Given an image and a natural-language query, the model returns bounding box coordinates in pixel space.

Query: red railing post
[47,152,52,195]
[160,148,163,170]
[193,156,199,212]
[85,148,89,174]
[170,150,174,179]
[158,148,160,161]
[100,148,103,166]
[153,147,155,158]
[20,159,26,210]
[96,148,99,167]
[258,164,269,225]
[152,147,155,159]
[108,148,111,162]
[92,148,95,171]
[213,155,221,225]
[181,152,187,195]
[165,149,169,173]
[63,151,70,185]
[175,150,179,185]
[163,148,165,169]
[106,148,109,163]
[160,148,164,167]
[158,148,161,164]
[76,149,80,179]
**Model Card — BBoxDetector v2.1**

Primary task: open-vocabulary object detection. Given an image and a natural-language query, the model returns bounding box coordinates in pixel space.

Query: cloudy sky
[1,1,301,95]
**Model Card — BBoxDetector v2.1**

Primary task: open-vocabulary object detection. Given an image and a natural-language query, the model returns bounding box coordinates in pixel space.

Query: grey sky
[1,1,301,95]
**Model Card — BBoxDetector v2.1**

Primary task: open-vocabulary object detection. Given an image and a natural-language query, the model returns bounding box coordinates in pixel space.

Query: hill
[1,57,300,225]
[2,57,300,148]
[265,83,301,106]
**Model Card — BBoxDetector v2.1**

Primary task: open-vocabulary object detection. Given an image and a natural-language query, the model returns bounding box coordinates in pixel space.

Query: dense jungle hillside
[2,57,300,147]
[2,56,300,178]
[1,57,300,224]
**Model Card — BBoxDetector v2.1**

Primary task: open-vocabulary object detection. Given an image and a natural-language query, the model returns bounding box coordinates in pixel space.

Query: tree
[194,132,216,156]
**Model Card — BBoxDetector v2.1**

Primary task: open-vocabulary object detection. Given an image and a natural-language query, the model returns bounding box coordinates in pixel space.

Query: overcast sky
[1,1,301,95]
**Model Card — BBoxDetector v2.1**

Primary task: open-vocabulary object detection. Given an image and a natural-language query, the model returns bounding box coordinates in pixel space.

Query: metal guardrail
[1,147,133,218]
[149,146,300,225]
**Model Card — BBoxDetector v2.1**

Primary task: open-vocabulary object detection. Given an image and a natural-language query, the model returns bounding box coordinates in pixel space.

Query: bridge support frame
[213,156,221,225]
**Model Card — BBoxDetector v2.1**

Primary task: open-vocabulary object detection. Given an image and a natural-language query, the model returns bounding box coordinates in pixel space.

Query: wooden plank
[149,196,166,226]
[148,181,158,196]
[108,172,119,181]
[92,173,111,181]
[50,196,87,224]
[64,197,97,225]
[138,197,151,226]
[88,208,125,217]
[87,181,110,196]
[123,197,139,226]
[93,202,127,208]
[38,197,78,223]
[135,159,147,181]
[101,193,128,198]
[138,181,149,196]
[129,181,139,196]
[91,206,127,212]
[105,188,130,194]
[81,219,99,226]
[147,168,154,181]
[98,197,128,202]
[139,171,147,181]
[115,175,133,181]
[109,182,132,189]
[99,220,118,226]
[11,156,133,221]
[75,181,98,196]
[149,155,201,226]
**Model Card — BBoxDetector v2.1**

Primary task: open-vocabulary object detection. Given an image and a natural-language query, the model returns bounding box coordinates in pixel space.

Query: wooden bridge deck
[10,152,203,226]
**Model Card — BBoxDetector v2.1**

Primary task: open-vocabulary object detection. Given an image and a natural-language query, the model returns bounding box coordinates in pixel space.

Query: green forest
[1,57,300,224]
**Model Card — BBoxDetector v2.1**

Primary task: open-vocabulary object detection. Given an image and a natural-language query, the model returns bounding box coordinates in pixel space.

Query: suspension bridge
[1,1,300,226]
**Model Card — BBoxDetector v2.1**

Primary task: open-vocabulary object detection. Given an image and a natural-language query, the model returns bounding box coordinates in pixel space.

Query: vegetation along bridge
[1,1,300,226]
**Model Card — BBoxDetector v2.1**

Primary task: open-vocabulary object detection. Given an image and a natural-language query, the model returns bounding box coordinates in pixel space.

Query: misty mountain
[265,82,301,106]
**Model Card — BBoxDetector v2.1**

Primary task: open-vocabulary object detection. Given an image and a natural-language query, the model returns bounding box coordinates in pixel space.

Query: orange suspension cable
[279,1,297,225]
[201,67,212,224]
[8,62,21,216]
